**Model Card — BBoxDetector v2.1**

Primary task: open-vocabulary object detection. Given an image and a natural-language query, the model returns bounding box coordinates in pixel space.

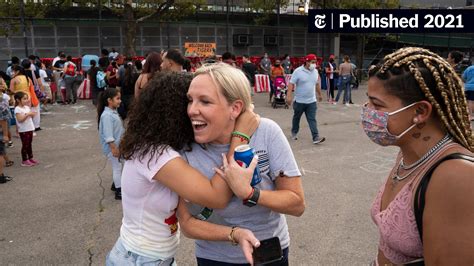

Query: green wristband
[231,131,250,141]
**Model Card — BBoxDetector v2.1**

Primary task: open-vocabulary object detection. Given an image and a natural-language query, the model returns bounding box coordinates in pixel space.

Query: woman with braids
[106,72,260,265]
[364,47,474,265]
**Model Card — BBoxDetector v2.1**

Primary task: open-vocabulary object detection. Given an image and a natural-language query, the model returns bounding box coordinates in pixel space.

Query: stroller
[272,76,289,109]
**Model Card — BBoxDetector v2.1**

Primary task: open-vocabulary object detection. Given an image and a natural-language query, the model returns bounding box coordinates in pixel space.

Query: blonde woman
[178,63,305,265]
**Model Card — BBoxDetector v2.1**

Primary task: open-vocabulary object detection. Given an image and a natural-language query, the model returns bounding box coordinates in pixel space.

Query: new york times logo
[308,9,473,33]
[314,14,326,29]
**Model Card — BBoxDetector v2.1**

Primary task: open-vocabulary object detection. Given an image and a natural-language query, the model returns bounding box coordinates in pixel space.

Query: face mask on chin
[360,102,418,146]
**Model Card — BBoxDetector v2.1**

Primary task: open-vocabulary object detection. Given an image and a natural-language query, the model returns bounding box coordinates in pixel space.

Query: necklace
[392,134,451,183]
[400,134,451,170]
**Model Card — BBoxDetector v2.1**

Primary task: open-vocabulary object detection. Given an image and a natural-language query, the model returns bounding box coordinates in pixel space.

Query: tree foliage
[0,0,202,56]
[310,0,400,9]
[250,0,290,25]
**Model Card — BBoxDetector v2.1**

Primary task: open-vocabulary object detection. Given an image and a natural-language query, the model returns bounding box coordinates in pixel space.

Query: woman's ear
[230,100,244,121]
[413,101,432,124]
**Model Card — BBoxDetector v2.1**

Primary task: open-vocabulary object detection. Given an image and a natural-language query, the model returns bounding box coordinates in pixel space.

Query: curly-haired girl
[106,72,260,265]
[364,47,473,265]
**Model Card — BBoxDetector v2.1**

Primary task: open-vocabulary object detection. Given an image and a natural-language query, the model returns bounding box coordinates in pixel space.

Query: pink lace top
[370,143,457,264]
[371,179,423,264]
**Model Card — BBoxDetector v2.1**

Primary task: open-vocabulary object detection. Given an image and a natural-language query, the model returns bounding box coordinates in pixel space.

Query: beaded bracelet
[231,131,250,142]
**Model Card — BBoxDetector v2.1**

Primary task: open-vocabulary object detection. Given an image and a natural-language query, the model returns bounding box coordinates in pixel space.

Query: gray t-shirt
[281,59,291,74]
[260,58,272,75]
[181,118,301,263]
[290,65,319,104]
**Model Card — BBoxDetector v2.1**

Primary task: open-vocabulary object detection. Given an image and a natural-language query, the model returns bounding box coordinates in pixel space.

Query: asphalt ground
[0,84,421,265]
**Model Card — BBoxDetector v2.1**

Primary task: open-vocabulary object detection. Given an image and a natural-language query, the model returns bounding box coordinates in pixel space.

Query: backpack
[65,63,76,76]
[96,70,107,89]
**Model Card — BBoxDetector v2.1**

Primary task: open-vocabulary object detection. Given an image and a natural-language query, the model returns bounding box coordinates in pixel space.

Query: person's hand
[111,146,120,158]
[317,94,323,102]
[233,228,260,265]
[215,153,257,199]
[29,112,37,117]
[234,109,260,138]
[286,96,292,106]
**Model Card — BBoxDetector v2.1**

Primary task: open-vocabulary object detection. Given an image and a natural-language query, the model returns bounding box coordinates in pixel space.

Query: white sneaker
[313,137,326,144]
[345,103,350,107]
[291,134,298,140]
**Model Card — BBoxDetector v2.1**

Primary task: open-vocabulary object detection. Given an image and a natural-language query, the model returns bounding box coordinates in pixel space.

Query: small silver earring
[413,118,419,123]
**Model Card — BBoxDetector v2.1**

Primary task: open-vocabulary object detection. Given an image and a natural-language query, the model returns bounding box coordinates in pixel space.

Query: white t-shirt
[2,93,10,107]
[39,69,49,85]
[14,106,35,133]
[52,56,61,67]
[120,147,181,259]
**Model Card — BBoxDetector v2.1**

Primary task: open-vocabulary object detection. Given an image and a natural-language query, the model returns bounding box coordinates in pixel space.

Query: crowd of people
[1,45,473,265]
[99,47,473,265]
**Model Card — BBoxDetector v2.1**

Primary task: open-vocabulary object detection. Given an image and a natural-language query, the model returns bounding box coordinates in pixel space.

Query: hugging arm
[153,109,260,209]
[177,198,260,265]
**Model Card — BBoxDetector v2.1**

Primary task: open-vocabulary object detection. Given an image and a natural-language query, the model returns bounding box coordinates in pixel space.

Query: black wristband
[243,187,260,207]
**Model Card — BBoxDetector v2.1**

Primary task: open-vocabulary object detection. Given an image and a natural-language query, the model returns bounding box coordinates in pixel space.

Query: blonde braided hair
[370,47,473,151]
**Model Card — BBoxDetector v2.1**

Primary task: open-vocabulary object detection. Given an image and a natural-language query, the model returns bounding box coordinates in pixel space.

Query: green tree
[0,0,201,57]
[250,0,290,25]
[117,0,201,56]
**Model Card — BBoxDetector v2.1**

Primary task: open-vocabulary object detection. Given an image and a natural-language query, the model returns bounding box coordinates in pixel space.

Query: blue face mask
[360,102,418,146]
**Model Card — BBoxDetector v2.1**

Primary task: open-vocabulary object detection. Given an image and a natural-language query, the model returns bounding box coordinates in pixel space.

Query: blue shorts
[106,238,176,266]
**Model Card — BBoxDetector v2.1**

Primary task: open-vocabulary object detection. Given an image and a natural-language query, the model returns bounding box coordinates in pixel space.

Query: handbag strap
[414,153,474,243]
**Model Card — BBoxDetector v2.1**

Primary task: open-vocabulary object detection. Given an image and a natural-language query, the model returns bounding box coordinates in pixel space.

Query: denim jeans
[291,101,319,141]
[106,238,176,266]
[64,75,77,102]
[335,75,351,103]
[106,152,123,188]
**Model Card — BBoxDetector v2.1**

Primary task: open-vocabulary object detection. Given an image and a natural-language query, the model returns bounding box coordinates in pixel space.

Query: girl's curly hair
[120,72,194,164]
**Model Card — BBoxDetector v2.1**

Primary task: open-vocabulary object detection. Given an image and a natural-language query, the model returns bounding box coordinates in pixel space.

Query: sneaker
[21,160,34,167]
[29,159,39,165]
[345,103,350,107]
[35,127,42,132]
[291,134,298,140]
[115,188,122,200]
[4,175,13,181]
[33,132,37,137]
[313,137,326,144]
[7,141,13,148]
[111,182,116,192]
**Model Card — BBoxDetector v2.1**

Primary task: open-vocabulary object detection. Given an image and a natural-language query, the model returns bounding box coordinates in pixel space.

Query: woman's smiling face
[187,74,235,145]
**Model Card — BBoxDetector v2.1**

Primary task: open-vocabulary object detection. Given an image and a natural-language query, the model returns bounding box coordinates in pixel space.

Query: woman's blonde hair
[194,63,251,113]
